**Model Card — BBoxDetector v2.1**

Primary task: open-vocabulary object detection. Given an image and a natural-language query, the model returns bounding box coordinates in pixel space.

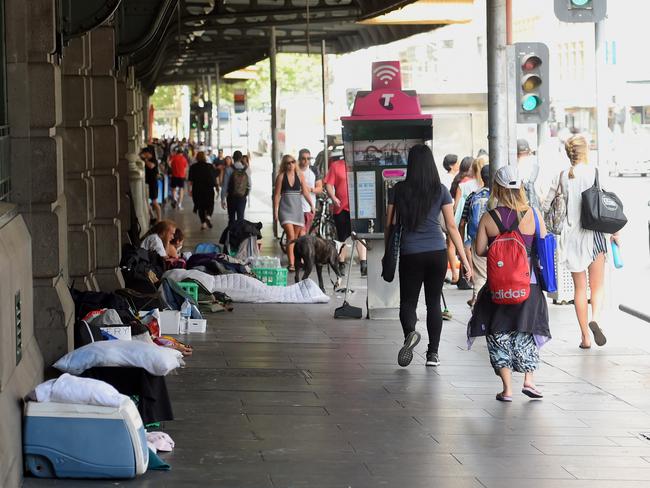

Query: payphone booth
[341,61,432,319]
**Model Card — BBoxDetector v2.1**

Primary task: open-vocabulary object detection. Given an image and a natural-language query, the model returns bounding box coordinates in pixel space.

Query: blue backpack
[468,188,490,240]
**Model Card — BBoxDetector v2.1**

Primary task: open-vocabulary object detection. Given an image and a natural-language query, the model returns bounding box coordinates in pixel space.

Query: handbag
[581,168,627,234]
[544,172,566,235]
[533,209,557,293]
[381,207,401,283]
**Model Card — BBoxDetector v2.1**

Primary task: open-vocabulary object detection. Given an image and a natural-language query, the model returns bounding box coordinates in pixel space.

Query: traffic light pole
[595,19,608,168]
[487,0,510,182]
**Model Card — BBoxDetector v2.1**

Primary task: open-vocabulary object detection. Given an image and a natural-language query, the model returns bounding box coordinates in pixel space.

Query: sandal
[288,265,295,272]
[521,386,543,399]
[578,343,591,349]
[496,392,512,402]
[589,321,607,347]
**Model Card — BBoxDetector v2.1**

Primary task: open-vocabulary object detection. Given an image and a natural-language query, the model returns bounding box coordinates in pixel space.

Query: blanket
[163,269,329,304]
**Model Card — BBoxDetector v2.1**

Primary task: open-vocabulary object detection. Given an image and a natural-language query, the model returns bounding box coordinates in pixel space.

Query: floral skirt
[486,331,539,374]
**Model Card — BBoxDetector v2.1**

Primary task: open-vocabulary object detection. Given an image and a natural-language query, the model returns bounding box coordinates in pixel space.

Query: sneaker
[398,331,421,367]
[178,203,184,210]
[338,261,346,276]
[441,309,452,321]
[360,260,367,277]
[425,351,440,367]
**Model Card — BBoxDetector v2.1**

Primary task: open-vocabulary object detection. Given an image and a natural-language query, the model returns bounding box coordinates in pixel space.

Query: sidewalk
[26,158,650,487]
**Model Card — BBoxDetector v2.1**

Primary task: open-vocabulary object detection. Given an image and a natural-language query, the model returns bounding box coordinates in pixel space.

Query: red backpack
[487,209,531,305]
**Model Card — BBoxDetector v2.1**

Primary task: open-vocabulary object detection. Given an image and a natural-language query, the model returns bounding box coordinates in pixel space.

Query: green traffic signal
[571,0,590,6]
[522,95,541,112]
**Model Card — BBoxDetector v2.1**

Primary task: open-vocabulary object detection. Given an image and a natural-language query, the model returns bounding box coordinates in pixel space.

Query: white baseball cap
[494,165,522,189]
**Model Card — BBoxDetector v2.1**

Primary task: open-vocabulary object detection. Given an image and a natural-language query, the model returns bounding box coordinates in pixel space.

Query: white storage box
[159,310,181,335]
[186,319,207,333]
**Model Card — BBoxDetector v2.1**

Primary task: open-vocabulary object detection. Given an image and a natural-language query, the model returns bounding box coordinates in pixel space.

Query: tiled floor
[25,158,650,487]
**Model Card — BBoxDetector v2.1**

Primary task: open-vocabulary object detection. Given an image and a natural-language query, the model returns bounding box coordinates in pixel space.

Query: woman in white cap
[468,165,551,402]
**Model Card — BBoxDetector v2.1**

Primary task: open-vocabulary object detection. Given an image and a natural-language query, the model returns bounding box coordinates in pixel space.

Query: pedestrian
[387,144,471,368]
[452,156,478,289]
[169,147,189,209]
[442,154,461,284]
[297,148,322,236]
[517,139,541,210]
[459,164,491,308]
[324,158,368,276]
[141,147,161,224]
[188,151,219,230]
[274,154,314,271]
[221,150,250,224]
[549,134,617,348]
[468,166,551,402]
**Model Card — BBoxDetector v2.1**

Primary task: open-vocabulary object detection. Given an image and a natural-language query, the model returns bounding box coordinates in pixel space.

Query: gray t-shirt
[392,183,453,255]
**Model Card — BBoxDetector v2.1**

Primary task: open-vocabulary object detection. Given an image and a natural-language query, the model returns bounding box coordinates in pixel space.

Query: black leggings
[398,250,448,353]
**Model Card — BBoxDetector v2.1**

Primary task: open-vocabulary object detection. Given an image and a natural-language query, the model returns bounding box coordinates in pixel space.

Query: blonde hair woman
[274,154,314,271]
[544,134,619,349]
[469,166,551,402]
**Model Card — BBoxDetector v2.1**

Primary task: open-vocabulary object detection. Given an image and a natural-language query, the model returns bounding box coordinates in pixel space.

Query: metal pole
[215,62,221,151]
[487,0,509,182]
[321,39,329,174]
[595,19,608,168]
[206,75,212,148]
[270,26,279,237]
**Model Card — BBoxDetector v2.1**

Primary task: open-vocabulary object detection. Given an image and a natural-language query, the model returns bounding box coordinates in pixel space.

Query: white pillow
[53,340,184,376]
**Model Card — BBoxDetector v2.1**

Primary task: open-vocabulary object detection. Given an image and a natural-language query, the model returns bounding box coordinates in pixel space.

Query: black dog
[293,235,343,292]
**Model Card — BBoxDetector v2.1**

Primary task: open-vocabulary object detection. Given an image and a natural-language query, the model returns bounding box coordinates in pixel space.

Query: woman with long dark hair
[386,145,471,367]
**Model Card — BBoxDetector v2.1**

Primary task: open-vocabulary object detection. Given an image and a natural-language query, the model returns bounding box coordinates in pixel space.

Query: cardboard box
[159,310,181,335]
[186,319,206,333]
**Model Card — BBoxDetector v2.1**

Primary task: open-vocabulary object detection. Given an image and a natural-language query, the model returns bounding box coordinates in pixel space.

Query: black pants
[399,250,447,353]
[227,196,247,224]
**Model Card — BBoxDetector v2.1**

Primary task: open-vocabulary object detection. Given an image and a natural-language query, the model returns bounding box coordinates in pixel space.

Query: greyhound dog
[293,235,343,292]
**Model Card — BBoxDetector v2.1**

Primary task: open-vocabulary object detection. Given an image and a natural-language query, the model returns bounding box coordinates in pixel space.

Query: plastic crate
[178,281,199,301]
[253,267,287,286]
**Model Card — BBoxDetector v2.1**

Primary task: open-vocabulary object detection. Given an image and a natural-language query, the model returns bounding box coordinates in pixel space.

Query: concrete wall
[0,206,43,488]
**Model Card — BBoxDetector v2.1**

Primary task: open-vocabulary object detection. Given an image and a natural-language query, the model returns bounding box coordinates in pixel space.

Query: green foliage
[150,85,183,110]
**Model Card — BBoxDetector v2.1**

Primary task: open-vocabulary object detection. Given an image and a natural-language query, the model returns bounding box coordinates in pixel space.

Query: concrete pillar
[88,27,124,291]
[6,0,74,369]
[61,35,97,291]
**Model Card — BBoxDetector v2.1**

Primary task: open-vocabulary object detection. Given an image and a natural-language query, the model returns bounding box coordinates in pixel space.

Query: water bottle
[611,241,623,269]
[180,299,192,332]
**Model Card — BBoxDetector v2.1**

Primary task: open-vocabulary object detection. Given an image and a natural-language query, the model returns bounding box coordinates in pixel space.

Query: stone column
[88,27,124,291]
[61,35,97,290]
[6,0,74,367]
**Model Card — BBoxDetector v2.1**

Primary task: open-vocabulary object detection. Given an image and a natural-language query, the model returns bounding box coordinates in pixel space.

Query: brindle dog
[293,235,343,292]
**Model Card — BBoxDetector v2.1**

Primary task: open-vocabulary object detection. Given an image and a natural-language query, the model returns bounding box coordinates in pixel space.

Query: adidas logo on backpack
[487,209,531,305]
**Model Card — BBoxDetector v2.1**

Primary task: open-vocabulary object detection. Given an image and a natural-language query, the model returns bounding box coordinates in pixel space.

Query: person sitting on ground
[167,228,184,259]
[468,165,551,402]
[141,220,177,258]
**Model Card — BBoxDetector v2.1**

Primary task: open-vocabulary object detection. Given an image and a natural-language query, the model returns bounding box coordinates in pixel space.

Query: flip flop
[589,321,607,347]
[496,393,512,402]
[521,386,543,399]
[578,343,591,349]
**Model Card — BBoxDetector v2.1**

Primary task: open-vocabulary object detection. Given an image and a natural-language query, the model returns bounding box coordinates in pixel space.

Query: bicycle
[279,191,337,254]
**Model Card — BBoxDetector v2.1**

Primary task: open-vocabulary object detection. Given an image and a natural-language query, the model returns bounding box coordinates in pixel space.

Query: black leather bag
[381,208,401,283]
[580,168,627,234]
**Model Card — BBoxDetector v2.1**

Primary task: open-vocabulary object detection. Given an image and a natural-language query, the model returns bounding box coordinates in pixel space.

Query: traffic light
[554,0,607,23]
[515,42,550,124]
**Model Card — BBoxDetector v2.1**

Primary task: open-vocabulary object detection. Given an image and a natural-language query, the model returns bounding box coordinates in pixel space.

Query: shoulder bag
[544,172,566,235]
[581,168,627,234]
[533,209,557,293]
[381,206,401,283]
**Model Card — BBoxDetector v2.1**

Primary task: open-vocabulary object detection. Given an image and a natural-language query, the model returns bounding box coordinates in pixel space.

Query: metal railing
[619,304,650,324]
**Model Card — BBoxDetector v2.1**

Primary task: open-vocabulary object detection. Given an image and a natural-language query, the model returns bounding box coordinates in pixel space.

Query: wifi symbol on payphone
[373,64,399,85]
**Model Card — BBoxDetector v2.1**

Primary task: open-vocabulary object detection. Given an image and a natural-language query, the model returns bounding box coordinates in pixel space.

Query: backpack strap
[488,209,508,234]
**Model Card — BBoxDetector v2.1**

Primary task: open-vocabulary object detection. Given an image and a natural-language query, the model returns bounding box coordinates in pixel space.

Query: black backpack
[120,244,165,293]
